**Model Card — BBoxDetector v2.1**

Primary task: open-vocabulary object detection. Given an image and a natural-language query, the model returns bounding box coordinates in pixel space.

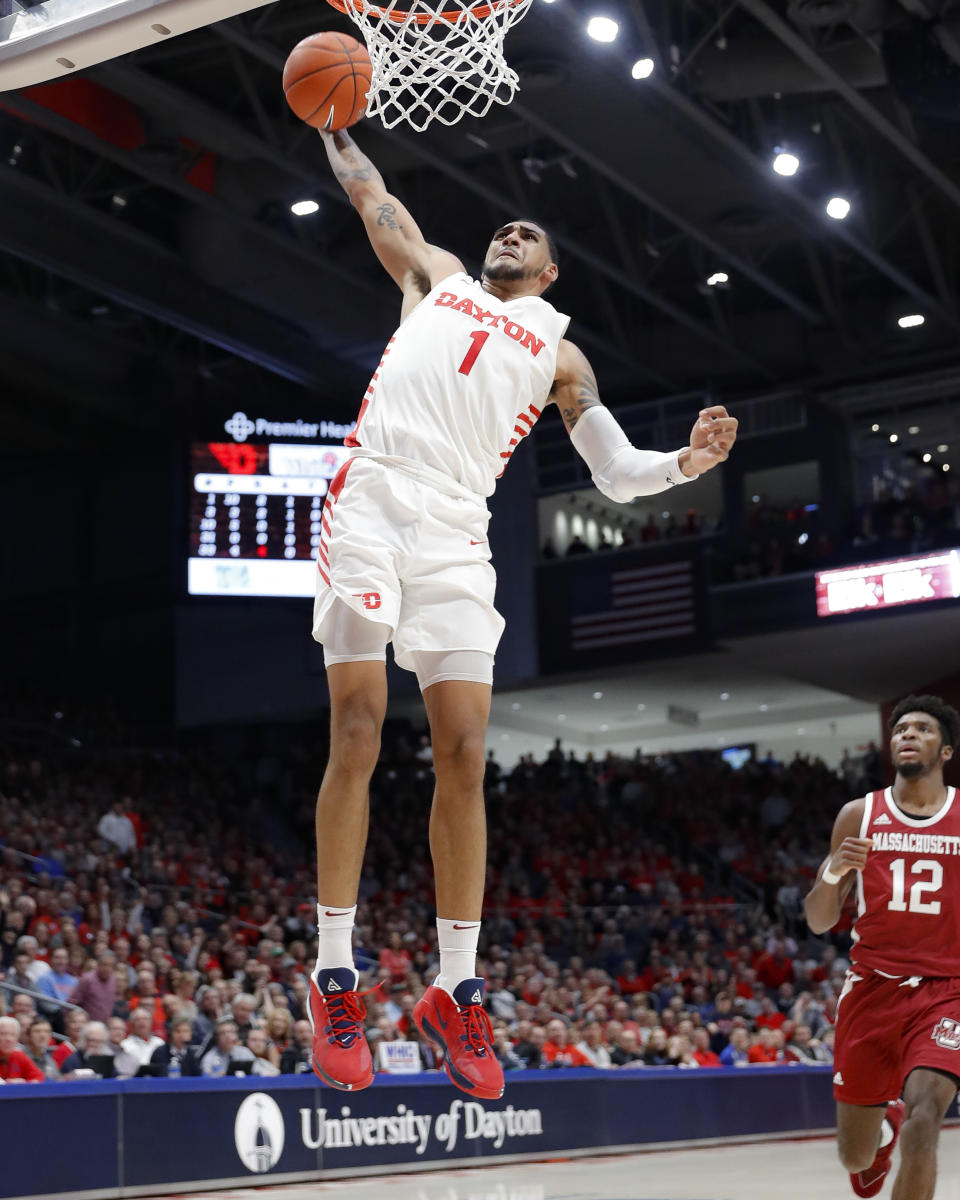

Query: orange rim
[327,0,522,26]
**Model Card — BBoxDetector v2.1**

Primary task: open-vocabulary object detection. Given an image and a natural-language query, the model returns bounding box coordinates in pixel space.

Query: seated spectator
[0,1015,43,1082]
[668,1033,699,1068]
[514,1024,546,1069]
[97,802,136,856]
[68,951,117,1024]
[120,1008,164,1070]
[492,1022,524,1072]
[542,1019,592,1068]
[755,995,787,1031]
[192,986,222,1047]
[149,1015,202,1076]
[128,967,166,1036]
[785,1024,832,1064]
[264,1009,292,1068]
[577,1020,612,1069]
[379,932,412,986]
[230,994,259,1044]
[747,1026,782,1065]
[245,1028,281,1076]
[641,1027,671,1066]
[35,947,77,1018]
[611,1028,645,1067]
[691,1028,721,1068]
[719,1025,750,1067]
[60,1021,115,1077]
[280,1020,314,1075]
[24,1018,60,1080]
[16,935,50,986]
[200,1018,254,1077]
[1,951,36,1007]
[52,1008,89,1070]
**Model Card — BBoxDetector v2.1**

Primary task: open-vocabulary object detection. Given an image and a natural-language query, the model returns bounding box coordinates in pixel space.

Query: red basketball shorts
[833,969,960,1106]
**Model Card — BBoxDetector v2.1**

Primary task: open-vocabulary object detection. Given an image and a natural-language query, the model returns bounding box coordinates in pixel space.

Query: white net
[329,0,534,132]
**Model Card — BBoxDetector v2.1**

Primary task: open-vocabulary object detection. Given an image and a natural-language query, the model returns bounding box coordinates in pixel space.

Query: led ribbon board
[815,550,960,618]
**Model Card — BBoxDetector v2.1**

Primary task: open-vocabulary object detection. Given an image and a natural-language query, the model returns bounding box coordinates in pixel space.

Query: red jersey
[851,787,960,978]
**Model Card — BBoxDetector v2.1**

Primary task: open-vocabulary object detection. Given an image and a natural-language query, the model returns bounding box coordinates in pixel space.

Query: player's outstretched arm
[804,799,871,935]
[319,130,462,307]
[549,341,738,503]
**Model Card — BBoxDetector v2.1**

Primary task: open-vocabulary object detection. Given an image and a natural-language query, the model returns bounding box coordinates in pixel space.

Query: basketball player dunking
[306,129,738,1099]
[806,695,960,1199]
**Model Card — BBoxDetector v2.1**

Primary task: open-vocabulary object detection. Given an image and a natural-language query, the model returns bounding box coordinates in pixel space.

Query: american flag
[570,561,696,651]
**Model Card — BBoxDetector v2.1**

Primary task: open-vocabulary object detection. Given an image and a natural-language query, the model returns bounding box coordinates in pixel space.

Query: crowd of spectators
[541,468,960,585]
[0,713,887,1084]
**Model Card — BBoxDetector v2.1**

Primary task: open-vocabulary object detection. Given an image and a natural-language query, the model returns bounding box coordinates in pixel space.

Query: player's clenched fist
[825,837,873,879]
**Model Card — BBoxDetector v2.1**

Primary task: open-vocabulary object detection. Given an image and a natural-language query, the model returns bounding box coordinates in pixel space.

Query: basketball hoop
[326,0,533,132]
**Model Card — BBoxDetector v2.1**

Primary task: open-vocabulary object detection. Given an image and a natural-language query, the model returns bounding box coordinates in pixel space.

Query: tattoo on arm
[326,131,381,190]
[560,364,603,431]
[375,202,402,232]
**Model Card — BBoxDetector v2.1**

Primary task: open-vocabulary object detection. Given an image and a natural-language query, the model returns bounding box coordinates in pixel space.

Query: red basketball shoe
[307,967,374,1091]
[850,1099,906,1197]
[414,978,504,1100]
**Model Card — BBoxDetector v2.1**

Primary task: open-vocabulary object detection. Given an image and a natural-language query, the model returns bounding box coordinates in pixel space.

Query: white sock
[878,1119,894,1149]
[314,902,357,972]
[435,917,481,993]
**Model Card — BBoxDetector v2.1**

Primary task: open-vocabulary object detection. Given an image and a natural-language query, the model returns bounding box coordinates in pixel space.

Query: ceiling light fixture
[772,149,800,176]
[923,453,932,463]
[720,692,730,700]
[631,57,654,79]
[889,434,899,444]
[593,691,603,700]
[938,444,949,452]
[898,314,925,328]
[587,16,619,41]
[908,426,920,435]
[825,196,851,220]
[290,199,320,217]
[944,464,951,473]
[871,424,880,433]
[706,271,729,287]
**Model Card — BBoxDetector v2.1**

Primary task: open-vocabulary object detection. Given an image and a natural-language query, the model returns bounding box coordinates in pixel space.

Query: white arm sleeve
[568,405,698,504]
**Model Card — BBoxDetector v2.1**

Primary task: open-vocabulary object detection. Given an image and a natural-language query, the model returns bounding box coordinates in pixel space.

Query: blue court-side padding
[0,1066,837,1198]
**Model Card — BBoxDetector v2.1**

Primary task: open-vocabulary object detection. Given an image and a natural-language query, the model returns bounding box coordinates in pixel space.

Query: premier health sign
[816,549,960,618]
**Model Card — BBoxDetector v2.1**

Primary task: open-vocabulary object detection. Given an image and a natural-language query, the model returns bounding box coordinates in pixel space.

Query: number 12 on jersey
[458,331,490,376]
[887,857,943,914]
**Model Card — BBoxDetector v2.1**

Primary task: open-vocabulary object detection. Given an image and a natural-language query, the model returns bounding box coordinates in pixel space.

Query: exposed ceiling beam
[644,74,960,332]
[739,0,960,218]
[0,161,338,389]
[512,100,824,327]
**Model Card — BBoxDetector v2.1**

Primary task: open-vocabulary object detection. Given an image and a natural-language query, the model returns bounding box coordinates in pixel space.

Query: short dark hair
[889,694,960,750]
[513,218,558,269]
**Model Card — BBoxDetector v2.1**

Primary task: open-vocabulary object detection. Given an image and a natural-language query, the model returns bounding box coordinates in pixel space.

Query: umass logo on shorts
[931,1017,960,1050]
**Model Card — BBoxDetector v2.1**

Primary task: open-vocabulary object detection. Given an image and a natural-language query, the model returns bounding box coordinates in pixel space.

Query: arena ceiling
[3,0,960,454]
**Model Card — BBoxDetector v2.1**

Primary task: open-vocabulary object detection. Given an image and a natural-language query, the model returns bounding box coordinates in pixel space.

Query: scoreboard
[815,549,960,618]
[187,431,353,598]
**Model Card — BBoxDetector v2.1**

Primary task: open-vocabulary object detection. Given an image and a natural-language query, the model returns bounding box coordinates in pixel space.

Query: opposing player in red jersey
[806,694,960,1200]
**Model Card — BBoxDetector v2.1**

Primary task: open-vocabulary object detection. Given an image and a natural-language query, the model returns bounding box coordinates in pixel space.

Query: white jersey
[346,273,570,499]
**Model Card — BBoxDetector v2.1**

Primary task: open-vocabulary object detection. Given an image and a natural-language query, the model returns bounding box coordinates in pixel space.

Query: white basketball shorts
[312,456,505,672]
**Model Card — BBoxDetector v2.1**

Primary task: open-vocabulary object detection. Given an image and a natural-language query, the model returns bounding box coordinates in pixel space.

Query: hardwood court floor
[168,1127,960,1200]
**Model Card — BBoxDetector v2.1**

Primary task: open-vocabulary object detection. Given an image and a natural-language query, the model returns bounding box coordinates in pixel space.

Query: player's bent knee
[837,1144,876,1173]
[432,732,486,787]
[330,708,383,776]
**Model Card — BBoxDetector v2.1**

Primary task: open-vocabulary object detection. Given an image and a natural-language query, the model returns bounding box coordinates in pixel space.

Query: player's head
[482,219,558,294]
[888,694,958,779]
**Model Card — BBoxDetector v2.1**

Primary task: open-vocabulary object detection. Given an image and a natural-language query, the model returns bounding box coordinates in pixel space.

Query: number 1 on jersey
[458,330,490,376]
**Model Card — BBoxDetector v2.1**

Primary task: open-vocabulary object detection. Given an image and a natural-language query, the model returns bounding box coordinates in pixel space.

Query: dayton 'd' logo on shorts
[932,1018,960,1050]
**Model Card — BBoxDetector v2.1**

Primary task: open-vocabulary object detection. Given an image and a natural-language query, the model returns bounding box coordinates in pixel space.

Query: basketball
[282,32,372,131]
